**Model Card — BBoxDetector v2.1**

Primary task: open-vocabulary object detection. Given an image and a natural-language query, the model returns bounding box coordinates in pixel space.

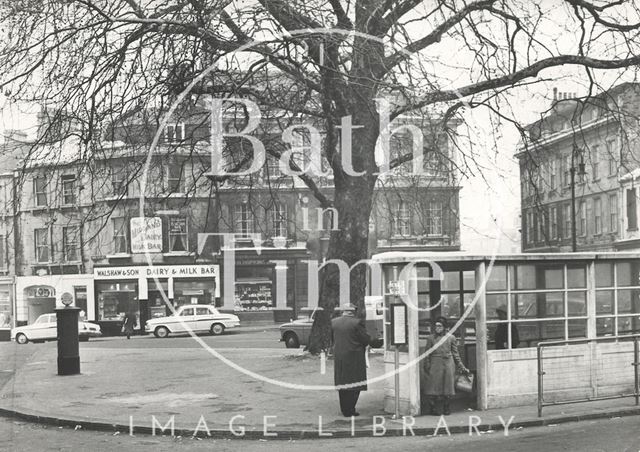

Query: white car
[11,313,102,344]
[145,305,240,338]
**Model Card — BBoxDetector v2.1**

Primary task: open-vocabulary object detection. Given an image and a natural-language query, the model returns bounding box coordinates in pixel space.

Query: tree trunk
[307,174,376,354]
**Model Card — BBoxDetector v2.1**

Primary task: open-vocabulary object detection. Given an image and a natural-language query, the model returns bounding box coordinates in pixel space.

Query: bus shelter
[371,252,640,415]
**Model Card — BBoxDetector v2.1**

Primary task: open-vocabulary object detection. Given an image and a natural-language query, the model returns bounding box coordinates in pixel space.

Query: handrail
[537,335,640,417]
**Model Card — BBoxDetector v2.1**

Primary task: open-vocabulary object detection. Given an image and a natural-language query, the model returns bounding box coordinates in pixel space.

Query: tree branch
[382,0,497,72]
[394,53,640,116]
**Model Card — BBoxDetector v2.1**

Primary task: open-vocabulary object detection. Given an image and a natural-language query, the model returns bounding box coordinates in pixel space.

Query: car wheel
[284,332,300,348]
[16,333,28,345]
[154,326,170,338]
[210,323,225,336]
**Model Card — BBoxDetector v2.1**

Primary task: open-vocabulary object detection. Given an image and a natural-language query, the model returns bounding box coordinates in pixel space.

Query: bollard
[56,306,81,375]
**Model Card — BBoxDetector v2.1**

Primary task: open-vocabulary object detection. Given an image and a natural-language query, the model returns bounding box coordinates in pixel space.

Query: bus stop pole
[394,345,400,419]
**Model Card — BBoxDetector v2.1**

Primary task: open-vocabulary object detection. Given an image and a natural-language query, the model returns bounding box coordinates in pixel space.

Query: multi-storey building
[9,100,461,335]
[517,83,640,252]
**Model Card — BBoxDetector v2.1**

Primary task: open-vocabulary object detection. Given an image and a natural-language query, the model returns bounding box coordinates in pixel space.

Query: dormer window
[165,123,184,143]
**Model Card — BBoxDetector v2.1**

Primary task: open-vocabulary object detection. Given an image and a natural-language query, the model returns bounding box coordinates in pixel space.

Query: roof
[371,250,640,264]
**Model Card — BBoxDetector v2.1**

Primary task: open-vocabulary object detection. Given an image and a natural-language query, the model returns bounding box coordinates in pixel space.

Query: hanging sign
[130,217,163,253]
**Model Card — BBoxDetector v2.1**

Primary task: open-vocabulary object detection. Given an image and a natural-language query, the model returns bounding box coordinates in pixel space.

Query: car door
[175,307,195,332]
[30,314,56,340]
[195,307,214,331]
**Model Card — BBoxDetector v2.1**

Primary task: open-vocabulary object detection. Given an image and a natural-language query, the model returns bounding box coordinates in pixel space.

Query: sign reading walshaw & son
[93,265,219,280]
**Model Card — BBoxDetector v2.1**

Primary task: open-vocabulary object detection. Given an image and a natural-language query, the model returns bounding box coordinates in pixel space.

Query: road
[1,413,639,451]
[0,327,284,391]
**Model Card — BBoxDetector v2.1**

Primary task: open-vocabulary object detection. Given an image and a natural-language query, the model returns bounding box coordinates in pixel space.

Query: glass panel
[486,265,507,291]
[514,293,537,318]
[416,265,431,293]
[568,319,587,338]
[517,320,565,346]
[487,294,507,320]
[595,263,614,288]
[567,291,587,317]
[567,266,587,288]
[543,267,563,289]
[463,293,476,319]
[596,317,614,336]
[595,290,614,315]
[617,289,640,314]
[463,271,475,291]
[441,294,461,318]
[515,265,536,290]
[617,316,640,335]
[617,261,640,287]
[541,320,566,341]
[542,292,564,317]
[442,271,460,291]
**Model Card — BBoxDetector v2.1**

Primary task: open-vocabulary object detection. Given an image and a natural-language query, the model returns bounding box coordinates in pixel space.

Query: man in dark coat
[331,304,381,417]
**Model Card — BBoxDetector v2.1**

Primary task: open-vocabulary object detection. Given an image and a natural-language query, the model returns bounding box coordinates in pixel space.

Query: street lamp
[570,144,586,252]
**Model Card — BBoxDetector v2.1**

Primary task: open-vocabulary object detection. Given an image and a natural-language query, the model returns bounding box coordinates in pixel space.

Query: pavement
[1,336,640,440]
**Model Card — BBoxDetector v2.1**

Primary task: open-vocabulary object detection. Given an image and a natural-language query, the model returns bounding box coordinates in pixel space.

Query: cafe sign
[130,217,163,253]
[94,265,219,280]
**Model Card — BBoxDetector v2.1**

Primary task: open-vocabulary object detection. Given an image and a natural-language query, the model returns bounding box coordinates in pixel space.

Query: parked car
[11,313,102,344]
[279,308,322,348]
[145,304,240,338]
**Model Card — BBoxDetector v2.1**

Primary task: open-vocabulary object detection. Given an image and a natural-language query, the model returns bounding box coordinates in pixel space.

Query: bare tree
[2,0,640,352]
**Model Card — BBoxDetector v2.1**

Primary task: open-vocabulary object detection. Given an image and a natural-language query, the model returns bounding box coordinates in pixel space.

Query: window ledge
[105,253,131,259]
[166,193,188,198]
[163,251,194,257]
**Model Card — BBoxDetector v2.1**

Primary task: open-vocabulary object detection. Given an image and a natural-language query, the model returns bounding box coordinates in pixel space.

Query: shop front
[0,277,14,341]
[93,264,219,336]
[220,247,310,322]
[14,274,95,327]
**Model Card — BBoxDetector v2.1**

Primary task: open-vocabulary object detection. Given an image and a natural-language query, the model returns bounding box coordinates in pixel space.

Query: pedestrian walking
[421,316,471,415]
[331,304,382,417]
[122,310,137,340]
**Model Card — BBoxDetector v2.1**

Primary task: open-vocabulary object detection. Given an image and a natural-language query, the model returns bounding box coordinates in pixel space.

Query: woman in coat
[122,311,137,340]
[422,316,470,415]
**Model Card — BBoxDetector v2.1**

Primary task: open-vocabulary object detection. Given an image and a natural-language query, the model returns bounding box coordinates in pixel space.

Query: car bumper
[80,331,102,338]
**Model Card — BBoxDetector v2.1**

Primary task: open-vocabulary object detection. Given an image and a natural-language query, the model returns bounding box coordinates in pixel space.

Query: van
[364,296,384,342]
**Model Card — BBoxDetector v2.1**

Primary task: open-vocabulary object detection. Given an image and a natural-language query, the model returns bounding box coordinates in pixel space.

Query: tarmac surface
[1,333,640,440]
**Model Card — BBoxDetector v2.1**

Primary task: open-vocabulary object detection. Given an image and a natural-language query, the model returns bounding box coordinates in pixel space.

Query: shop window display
[96,282,139,321]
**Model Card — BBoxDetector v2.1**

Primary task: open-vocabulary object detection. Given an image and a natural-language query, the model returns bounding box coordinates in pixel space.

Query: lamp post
[570,145,586,252]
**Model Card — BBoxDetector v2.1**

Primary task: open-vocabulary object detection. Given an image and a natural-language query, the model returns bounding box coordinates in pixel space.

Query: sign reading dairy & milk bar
[130,217,163,253]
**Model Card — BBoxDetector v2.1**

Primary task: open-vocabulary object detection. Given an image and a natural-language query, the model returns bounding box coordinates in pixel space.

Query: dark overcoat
[122,313,137,335]
[332,315,372,392]
[421,333,465,396]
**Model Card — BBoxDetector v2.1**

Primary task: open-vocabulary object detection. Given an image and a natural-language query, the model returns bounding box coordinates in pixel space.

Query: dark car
[279,308,322,348]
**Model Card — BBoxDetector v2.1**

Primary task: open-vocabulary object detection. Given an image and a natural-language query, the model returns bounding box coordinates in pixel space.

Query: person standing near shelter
[422,316,471,415]
[332,304,382,417]
[122,310,137,340]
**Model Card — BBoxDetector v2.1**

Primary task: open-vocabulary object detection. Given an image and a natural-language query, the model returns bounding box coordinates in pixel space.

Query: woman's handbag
[455,373,474,393]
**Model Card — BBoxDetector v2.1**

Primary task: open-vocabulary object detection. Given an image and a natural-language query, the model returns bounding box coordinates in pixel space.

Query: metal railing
[537,335,640,417]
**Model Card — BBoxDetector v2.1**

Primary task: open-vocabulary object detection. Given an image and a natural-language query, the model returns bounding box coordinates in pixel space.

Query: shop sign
[26,286,55,298]
[94,265,219,280]
[130,217,163,253]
